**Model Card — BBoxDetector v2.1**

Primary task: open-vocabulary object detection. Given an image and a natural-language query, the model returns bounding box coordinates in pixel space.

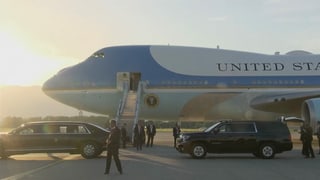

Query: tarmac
[1,131,320,180]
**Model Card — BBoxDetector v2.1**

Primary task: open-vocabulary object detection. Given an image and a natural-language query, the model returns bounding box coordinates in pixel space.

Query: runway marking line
[1,154,78,180]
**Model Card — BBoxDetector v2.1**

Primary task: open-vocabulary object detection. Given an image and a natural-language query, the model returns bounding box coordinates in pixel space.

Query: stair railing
[115,81,129,123]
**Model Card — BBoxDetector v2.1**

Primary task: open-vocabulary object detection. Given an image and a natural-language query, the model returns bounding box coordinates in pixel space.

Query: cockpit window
[92,52,104,58]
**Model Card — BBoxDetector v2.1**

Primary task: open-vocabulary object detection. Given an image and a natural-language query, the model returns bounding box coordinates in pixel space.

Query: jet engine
[302,98,320,133]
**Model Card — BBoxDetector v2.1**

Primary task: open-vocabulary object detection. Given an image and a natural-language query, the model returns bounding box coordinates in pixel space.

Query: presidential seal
[144,94,159,107]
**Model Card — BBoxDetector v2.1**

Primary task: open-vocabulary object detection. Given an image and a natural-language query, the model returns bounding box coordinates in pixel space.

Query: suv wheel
[259,143,275,159]
[191,143,207,159]
[80,142,99,159]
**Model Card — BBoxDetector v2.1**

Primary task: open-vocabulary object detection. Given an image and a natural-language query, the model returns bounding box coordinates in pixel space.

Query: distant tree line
[0,116,216,129]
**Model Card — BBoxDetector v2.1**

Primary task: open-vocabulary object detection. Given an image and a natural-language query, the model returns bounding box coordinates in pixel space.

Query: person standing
[120,123,127,148]
[146,121,156,147]
[104,120,122,175]
[173,123,181,148]
[317,122,320,154]
[134,120,145,151]
[300,124,307,156]
[304,123,315,158]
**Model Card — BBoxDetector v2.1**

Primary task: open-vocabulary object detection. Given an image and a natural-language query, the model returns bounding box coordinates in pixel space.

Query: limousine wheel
[191,143,207,159]
[259,143,275,159]
[81,142,99,159]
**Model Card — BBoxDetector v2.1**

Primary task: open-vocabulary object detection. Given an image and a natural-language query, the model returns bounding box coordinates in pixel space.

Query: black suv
[176,120,293,159]
[0,121,109,159]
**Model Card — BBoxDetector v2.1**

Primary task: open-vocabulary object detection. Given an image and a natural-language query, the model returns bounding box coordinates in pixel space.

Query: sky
[1,0,320,86]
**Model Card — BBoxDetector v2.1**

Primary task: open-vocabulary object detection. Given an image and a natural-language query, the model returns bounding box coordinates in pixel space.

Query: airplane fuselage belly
[44,89,122,117]
[54,88,291,121]
[45,87,317,121]
[140,88,285,121]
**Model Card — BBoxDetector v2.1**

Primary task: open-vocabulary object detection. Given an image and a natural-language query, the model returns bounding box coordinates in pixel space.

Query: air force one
[42,45,320,131]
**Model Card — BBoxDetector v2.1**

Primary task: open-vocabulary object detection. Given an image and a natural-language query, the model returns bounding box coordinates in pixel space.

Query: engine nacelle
[302,99,320,133]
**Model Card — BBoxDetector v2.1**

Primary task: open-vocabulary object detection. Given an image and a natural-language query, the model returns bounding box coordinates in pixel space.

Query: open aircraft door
[116,72,141,91]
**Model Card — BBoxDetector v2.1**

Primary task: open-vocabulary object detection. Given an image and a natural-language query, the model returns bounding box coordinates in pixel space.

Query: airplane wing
[250,90,320,114]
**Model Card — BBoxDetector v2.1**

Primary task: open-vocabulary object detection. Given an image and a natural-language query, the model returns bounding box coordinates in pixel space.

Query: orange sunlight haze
[0,31,78,86]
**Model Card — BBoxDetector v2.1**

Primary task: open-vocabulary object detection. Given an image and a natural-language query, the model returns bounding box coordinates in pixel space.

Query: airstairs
[115,81,145,142]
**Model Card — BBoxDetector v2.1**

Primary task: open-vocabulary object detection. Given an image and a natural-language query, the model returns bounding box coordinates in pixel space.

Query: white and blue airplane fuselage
[42,45,320,129]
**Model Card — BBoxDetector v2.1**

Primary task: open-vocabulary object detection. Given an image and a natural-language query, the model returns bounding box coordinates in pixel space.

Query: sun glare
[0,31,77,86]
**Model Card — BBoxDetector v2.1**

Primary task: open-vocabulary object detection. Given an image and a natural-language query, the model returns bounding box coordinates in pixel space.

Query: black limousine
[0,121,109,159]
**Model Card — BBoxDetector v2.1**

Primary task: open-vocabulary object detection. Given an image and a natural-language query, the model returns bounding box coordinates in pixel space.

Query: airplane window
[92,52,104,58]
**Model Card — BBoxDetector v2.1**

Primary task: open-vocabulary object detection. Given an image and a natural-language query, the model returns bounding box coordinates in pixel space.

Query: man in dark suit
[105,120,122,175]
[134,120,145,151]
[300,124,307,156]
[317,122,320,154]
[173,123,181,148]
[146,121,156,147]
[120,123,127,148]
[304,123,315,158]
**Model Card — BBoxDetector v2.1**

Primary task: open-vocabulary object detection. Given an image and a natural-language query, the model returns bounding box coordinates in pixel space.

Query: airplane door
[116,72,141,91]
[129,72,141,91]
[116,72,130,90]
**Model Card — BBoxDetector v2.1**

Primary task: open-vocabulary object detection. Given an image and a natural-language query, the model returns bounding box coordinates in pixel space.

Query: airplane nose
[42,76,54,92]
[42,74,62,100]
[42,66,73,94]
[42,66,77,92]
[42,65,82,105]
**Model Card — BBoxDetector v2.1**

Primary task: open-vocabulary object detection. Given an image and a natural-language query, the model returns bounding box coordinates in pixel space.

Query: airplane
[42,45,320,133]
